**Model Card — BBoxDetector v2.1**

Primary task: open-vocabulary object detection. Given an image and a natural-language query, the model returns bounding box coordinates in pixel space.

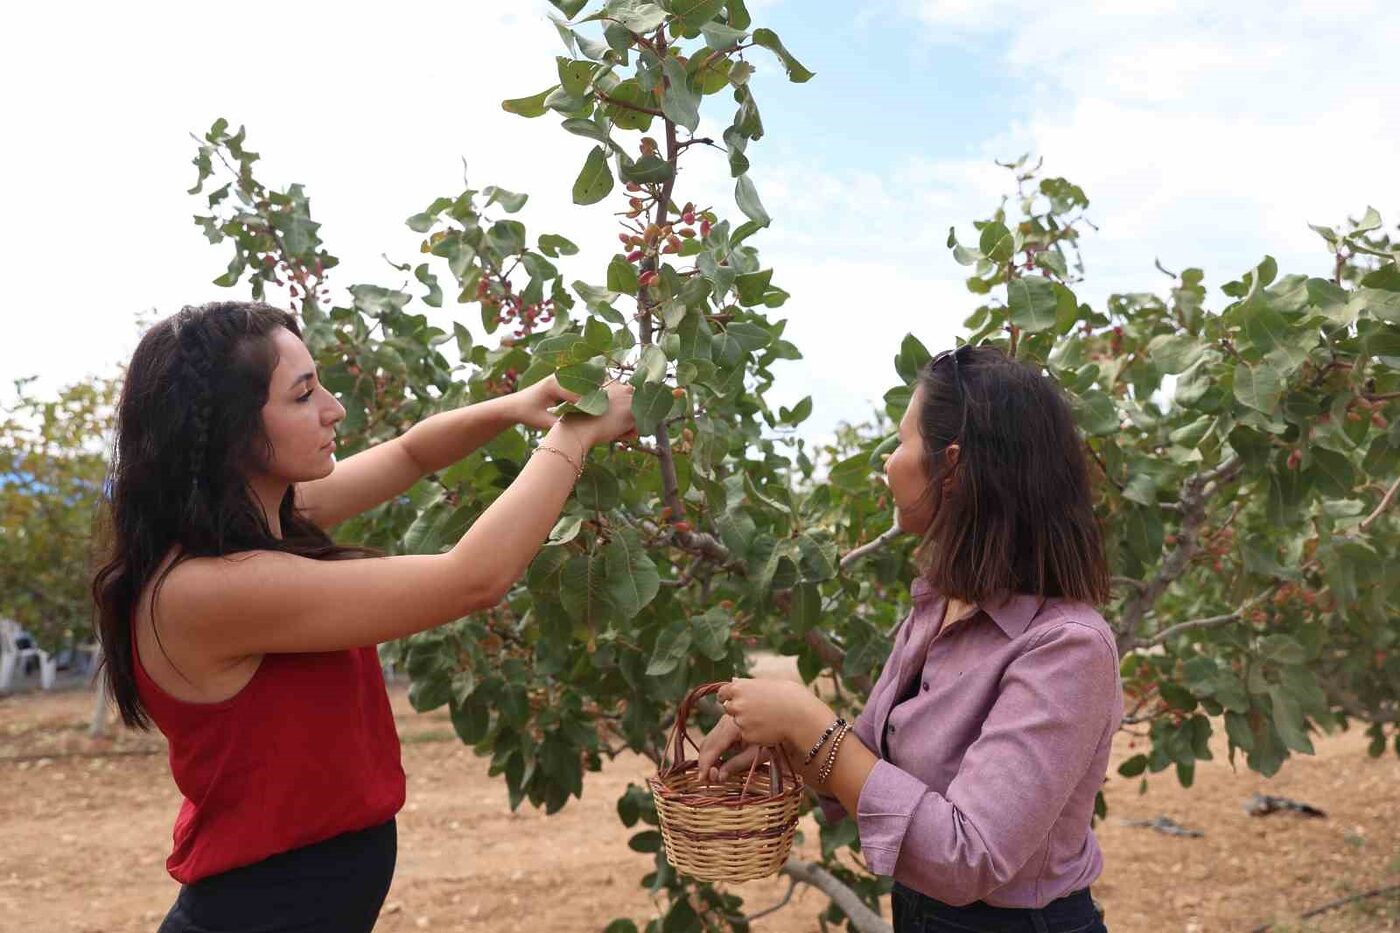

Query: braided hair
[91,301,380,730]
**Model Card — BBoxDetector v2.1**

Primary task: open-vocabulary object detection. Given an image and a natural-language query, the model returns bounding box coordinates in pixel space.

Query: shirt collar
[910,576,1044,638]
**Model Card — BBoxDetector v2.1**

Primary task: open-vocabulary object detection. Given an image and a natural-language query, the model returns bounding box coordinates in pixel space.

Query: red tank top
[132,624,406,884]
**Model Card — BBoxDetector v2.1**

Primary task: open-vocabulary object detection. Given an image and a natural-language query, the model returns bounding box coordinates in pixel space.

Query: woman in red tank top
[91,302,636,932]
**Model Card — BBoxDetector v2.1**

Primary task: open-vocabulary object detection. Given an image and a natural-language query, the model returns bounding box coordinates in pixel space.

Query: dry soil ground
[0,677,1396,933]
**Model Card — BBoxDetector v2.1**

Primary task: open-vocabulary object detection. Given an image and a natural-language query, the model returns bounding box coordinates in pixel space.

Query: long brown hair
[914,345,1110,606]
[91,302,378,731]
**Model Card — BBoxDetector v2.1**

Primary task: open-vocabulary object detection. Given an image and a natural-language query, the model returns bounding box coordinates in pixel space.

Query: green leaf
[895,333,932,384]
[601,0,667,31]
[1075,390,1119,436]
[1351,287,1400,325]
[605,529,660,620]
[1269,685,1314,754]
[701,21,748,47]
[502,87,556,118]
[557,361,606,395]
[1007,276,1058,331]
[482,186,528,213]
[1146,334,1207,374]
[1118,754,1148,777]
[550,0,588,16]
[607,254,641,294]
[561,550,609,626]
[538,233,579,258]
[1233,363,1282,413]
[576,463,621,510]
[978,222,1014,263]
[790,581,820,634]
[572,145,614,205]
[671,0,725,28]
[631,382,676,434]
[1259,634,1306,666]
[750,28,814,82]
[634,345,667,383]
[734,174,770,227]
[659,56,700,131]
[691,608,731,661]
[618,154,674,184]
[600,79,654,131]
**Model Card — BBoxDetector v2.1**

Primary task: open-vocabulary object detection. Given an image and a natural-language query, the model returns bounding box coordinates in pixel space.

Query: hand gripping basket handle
[662,681,796,800]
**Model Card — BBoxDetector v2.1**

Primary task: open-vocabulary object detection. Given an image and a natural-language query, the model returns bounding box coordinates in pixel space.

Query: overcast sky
[3,0,1397,442]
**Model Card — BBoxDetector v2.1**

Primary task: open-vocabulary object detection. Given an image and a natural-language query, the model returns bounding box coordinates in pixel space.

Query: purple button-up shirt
[822,577,1123,909]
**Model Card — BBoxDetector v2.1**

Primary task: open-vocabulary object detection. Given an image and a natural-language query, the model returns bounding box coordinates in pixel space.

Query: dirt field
[1,680,1396,933]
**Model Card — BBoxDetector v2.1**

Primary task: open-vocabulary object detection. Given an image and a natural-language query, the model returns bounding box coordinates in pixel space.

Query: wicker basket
[647,681,804,883]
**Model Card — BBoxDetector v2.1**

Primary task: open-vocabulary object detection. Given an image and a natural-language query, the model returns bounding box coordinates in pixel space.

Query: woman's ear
[940,443,961,496]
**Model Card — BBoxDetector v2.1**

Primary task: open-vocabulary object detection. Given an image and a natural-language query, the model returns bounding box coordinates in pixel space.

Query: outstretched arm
[295,376,577,529]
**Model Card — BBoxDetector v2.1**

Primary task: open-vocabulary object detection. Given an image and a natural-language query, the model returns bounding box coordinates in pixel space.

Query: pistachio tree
[180,2,1397,929]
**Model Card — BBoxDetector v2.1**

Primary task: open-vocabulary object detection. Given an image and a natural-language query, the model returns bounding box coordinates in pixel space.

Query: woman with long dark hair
[698,345,1120,933]
[91,301,634,932]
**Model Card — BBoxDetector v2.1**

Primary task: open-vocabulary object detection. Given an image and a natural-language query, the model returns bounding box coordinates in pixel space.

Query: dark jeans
[892,881,1108,933]
[157,818,397,932]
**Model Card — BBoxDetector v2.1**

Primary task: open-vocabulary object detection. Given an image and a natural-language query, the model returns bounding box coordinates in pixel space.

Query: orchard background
[3,1,1398,930]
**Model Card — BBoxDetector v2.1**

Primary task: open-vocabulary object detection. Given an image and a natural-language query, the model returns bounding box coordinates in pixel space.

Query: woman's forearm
[445,421,589,606]
[401,395,520,474]
[785,712,878,815]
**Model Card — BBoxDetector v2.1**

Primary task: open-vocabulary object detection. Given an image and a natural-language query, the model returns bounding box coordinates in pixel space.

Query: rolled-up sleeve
[854,622,1118,905]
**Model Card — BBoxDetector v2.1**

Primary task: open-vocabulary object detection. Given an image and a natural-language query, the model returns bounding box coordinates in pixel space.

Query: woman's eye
[297,390,314,403]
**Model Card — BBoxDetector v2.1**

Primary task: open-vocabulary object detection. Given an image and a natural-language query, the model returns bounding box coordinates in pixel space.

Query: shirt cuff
[856,759,929,876]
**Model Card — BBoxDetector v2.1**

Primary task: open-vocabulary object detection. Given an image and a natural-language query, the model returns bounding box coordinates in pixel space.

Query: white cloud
[3,0,1397,454]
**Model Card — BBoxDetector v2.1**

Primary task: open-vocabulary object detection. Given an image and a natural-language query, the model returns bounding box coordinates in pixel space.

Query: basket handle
[661,681,797,800]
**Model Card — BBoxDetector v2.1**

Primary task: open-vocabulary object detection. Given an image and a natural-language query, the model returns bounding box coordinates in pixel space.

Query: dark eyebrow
[290,372,316,391]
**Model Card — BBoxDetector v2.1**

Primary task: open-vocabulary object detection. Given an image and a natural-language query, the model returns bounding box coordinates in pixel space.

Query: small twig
[724,877,799,924]
[1358,474,1399,532]
[839,523,902,569]
[1144,612,1241,647]
[1249,884,1400,933]
[1111,576,1148,594]
[595,89,663,117]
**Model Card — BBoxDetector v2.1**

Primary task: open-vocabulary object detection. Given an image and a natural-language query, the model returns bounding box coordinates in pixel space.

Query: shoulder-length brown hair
[914,345,1110,606]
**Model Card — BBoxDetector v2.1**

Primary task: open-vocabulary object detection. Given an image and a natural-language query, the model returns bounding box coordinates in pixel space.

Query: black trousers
[892,882,1108,933]
[157,818,397,933]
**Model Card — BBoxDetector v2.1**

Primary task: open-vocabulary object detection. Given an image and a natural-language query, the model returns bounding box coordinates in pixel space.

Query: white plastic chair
[0,618,57,691]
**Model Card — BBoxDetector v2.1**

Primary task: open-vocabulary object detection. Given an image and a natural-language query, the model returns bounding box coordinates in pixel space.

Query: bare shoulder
[137,548,266,703]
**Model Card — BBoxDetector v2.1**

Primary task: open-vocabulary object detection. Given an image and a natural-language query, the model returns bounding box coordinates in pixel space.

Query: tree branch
[1116,456,1244,654]
[1143,612,1241,647]
[595,90,664,117]
[780,859,892,933]
[803,630,873,694]
[1358,474,1399,532]
[1318,673,1400,724]
[839,522,903,569]
[1248,884,1400,933]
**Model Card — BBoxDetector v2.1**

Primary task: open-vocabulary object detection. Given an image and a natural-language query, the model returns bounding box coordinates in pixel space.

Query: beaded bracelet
[533,443,584,480]
[803,717,847,766]
[817,721,851,784]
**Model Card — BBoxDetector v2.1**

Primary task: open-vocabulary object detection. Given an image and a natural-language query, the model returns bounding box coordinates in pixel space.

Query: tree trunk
[781,859,892,933]
[90,655,110,738]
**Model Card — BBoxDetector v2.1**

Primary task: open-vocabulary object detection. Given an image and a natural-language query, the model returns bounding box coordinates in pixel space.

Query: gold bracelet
[533,443,583,480]
[817,722,851,784]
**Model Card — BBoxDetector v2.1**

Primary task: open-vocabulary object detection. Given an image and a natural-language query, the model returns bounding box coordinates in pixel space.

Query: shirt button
[887,724,896,734]
[922,681,929,691]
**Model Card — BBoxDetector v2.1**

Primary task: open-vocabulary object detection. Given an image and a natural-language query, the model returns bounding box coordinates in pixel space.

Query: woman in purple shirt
[698,345,1120,932]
